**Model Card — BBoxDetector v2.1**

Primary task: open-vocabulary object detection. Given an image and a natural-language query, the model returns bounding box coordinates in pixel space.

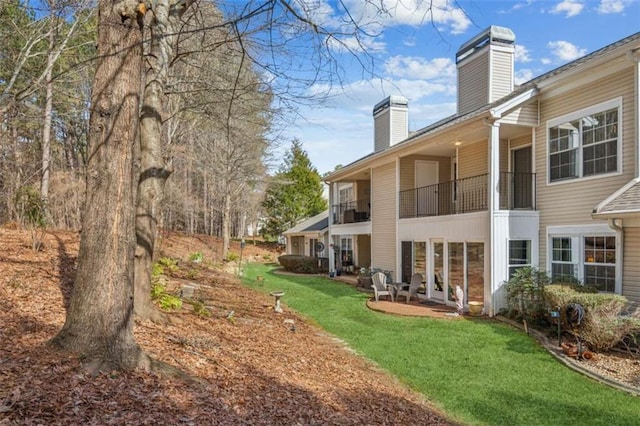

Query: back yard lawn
[243,264,640,426]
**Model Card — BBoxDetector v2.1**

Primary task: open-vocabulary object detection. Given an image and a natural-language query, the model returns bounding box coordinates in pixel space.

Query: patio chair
[371,272,394,302]
[396,273,423,303]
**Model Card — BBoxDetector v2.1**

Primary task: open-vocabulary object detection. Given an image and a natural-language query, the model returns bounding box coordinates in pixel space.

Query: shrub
[156,257,179,274]
[226,251,240,262]
[151,258,182,311]
[544,285,640,351]
[503,267,550,322]
[188,251,203,263]
[278,255,327,274]
[185,300,211,317]
[158,294,183,311]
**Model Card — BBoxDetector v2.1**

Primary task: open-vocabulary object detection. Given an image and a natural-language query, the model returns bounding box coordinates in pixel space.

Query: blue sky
[275,0,640,175]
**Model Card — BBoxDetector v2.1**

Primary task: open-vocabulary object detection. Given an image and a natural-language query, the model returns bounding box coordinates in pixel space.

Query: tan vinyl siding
[391,107,408,146]
[371,162,396,272]
[624,228,640,302]
[490,50,513,102]
[374,109,390,152]
[501,102,539,126]
[510,133,531,149]
[499,139,509,173]
[458,51,489,115]
[440,158,452,183]
[399,155,450,191]
[356,180,370,202]
[399,156,416,192]
[537,66,636,266]
[458,140,488,179]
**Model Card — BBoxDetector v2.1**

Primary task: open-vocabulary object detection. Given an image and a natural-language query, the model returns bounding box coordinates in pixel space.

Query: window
[548,231,617,292]
[548,101,620,183]
[584,236,616,292]
[340,237,353,266]
[508,240,531,278]
[551,237,576,281]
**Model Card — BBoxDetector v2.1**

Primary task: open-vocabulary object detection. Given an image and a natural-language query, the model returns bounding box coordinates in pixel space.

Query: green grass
[243,264,640,426]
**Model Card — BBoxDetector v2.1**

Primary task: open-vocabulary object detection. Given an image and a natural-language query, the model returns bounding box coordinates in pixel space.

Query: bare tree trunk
[51,0,150,372]
[222,190,231,259]
[134,0,174,322]
[40,30,55,210]
[203,170,208,235]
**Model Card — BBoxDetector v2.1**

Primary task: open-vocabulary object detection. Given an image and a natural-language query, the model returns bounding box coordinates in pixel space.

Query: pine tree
[261,139,327,241]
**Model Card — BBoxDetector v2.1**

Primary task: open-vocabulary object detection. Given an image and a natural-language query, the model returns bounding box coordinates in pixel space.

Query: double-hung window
[548,228,618,293]
[584,236,616,292]
[548,99,620,183]
[508,240,531,278]
[551,237,577,281]
[340,237,353,266]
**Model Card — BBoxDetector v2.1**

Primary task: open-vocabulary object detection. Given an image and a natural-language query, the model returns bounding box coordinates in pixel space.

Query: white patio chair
[371,272,394,302]
[396,273,423,303]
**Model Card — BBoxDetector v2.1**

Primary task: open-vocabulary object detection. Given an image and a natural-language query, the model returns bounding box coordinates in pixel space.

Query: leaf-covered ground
[0,229,454,425]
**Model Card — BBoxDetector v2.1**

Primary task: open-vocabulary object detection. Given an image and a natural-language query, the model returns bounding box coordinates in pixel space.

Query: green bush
[226,251,240,262]
[151,258,182,311]
[158,294,183,311]
[185,299,211,317]
[156,257,179,274]
[503,267,551,322]
[188,251,203,263]
[278,255,327,274]
[544,284,640,351]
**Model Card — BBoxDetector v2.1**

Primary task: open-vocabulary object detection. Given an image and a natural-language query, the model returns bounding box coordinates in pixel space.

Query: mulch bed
[0,229,454,425]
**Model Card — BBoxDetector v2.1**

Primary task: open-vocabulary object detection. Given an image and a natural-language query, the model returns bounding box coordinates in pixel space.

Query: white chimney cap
[373,95,408,116]
[456,25,515,63]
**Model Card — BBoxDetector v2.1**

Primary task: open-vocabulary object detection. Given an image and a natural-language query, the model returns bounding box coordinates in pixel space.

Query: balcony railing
[399,172,535,219]
[332,198,370,224]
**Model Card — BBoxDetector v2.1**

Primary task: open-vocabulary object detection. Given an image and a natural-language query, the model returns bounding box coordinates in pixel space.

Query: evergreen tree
[261,139,327,241]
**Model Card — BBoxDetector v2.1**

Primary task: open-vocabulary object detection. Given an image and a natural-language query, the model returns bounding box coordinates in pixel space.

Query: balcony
[399,172,536,219]
[332,198,370,224]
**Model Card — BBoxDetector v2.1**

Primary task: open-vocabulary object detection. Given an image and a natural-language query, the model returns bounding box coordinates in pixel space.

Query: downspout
[608,218,624,294]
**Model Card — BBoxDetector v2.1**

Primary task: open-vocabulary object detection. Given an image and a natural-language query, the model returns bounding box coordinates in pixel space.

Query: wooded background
[1,0,277,239]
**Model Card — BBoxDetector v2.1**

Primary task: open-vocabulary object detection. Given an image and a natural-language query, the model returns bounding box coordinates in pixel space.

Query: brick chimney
[456,26,516,115]
[372,95,408,153]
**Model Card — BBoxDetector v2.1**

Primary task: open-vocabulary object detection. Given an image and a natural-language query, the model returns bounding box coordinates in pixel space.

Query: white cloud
[341,0,472,34]
[408,102,457,129]
[515,69,535,85]
[383,56,456,80]
[550,0,584,17]
[515,45,532,63]
[497,0,534,13]
[328,35,387,54]
[547,40,588,62]
[597,0,628,14]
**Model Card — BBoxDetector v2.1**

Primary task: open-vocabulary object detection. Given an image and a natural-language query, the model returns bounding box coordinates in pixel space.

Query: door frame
[510,145,533,209]
[430,239,445,301]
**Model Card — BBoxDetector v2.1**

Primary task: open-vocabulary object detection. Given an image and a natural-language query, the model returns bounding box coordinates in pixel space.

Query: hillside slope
[0,229,451,425]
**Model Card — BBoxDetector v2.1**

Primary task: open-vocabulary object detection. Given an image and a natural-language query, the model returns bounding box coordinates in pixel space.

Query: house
[282,210,330,260]
[325,26,640,316]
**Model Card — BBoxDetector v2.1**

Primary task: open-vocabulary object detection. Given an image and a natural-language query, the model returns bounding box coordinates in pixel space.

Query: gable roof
[593,178,640,218]
[282,210,329,235]
[326,31,640,181]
